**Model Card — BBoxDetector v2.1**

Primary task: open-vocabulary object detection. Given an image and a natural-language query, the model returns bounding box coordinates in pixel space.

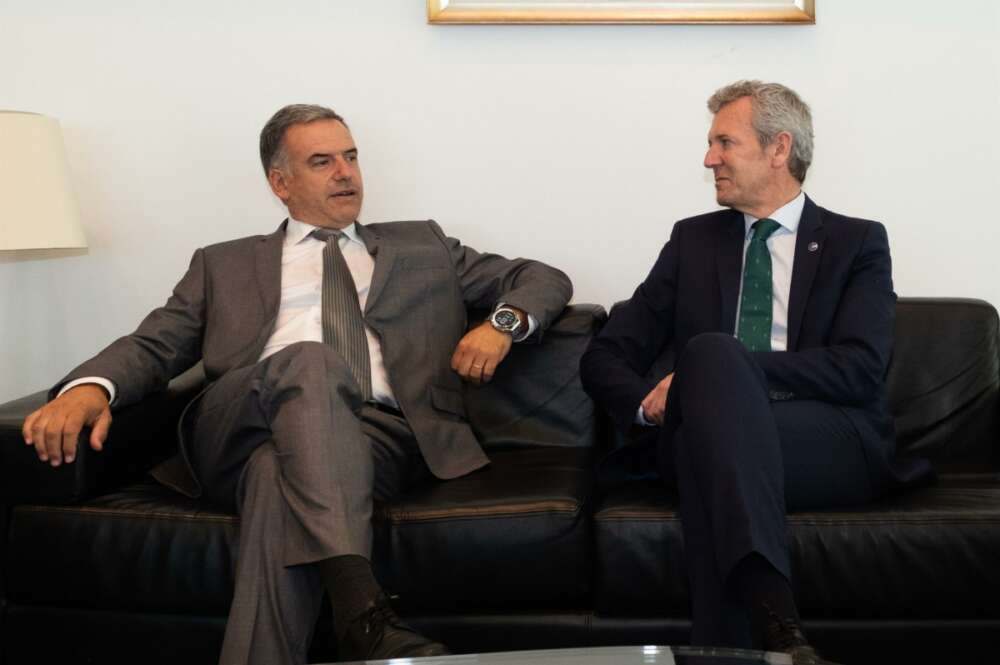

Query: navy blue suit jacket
[581,196,902,488]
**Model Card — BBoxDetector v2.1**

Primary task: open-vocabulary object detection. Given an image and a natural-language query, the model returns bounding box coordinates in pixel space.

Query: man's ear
[770,131,793,170]
[267,167,289,202]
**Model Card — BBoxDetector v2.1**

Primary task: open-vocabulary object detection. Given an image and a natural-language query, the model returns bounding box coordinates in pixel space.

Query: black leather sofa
[1,298,997,665]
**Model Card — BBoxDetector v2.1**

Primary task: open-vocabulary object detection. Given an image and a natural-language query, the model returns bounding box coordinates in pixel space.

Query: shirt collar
[285,216,362,247]
[743,190,806,238]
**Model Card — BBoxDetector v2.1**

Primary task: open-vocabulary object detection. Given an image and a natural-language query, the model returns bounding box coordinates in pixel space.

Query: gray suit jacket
[57,219,573,495]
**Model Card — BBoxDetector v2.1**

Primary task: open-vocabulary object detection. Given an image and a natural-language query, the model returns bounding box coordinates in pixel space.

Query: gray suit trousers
[184,341,430,665]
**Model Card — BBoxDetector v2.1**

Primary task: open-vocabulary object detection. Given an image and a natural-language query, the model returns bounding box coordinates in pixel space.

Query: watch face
[494,310,519,329]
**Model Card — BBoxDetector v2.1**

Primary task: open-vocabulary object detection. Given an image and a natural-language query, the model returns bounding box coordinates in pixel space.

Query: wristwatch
[489,306,524,336]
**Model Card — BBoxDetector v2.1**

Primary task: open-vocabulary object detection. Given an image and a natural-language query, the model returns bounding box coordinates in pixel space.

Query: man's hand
[640,373,674,426]
[22,384,112,467]
[451,320,514,385]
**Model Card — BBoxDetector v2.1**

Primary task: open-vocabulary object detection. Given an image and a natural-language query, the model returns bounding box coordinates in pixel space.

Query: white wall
[2,0,999,403]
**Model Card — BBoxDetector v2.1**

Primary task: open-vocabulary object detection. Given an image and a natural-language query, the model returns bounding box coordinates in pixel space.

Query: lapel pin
[808,242,819,252]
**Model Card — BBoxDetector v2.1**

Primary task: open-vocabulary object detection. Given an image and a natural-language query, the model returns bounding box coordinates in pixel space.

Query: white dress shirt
[735,190,804,353]
[260,217,398,406]
[636,191,805,426]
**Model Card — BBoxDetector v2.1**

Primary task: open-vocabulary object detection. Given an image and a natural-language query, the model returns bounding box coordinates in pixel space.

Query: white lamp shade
[0,111,87,250]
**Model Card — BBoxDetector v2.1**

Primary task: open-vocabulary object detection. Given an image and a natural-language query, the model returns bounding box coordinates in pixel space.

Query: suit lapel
[356,223,396,314]
[787,196,825,350]
[251,220,286,354]
[716,210,746,334]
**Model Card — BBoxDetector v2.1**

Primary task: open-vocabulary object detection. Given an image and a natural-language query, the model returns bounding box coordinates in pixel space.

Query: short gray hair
[707,80,814,183]
[259,104,346,174]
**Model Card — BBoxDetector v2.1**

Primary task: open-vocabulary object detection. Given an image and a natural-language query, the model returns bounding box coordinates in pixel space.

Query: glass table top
[327,645,838,665]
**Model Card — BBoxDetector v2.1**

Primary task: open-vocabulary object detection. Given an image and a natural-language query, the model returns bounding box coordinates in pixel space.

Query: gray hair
[259,104,346,174]
[707,80,814,183]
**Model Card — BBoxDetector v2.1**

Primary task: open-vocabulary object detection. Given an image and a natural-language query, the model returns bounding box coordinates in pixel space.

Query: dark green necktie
[737,218,781,352]
[312,228,373,401]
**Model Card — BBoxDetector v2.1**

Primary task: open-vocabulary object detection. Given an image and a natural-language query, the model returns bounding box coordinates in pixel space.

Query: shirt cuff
[515,314,539,343]
[58,377,116,405]
[635,405,655,427]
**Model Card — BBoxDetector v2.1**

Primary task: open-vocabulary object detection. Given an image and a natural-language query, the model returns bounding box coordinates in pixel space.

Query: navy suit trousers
[656,333,874,648]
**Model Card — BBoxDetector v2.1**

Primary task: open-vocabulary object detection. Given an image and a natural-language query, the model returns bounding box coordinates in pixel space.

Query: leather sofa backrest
[465,304,606,450]
[887,298,999,469]
[604,297,1000,470]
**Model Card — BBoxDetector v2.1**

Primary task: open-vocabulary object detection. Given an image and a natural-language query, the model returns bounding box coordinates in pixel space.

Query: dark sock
[732,552,801,648]
[318,554,382,642]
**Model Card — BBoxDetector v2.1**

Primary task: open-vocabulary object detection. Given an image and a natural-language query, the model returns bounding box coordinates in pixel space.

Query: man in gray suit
[21,104,572,665]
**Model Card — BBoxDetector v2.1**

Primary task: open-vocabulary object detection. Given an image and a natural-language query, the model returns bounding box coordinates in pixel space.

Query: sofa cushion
[593,474,1000,618]
[465,304,604,451]
[374,447,594,611]
[888,298,999,468]
[7,447,593,614]
[6,483,238,615]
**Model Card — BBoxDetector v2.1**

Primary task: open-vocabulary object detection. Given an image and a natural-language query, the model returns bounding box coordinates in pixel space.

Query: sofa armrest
[0,366,204,504]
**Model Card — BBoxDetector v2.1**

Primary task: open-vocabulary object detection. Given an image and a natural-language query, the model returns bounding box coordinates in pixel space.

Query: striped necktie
[311,227,373,401]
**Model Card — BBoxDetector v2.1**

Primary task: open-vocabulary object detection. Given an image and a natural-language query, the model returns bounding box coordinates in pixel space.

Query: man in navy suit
[581,81,897,663]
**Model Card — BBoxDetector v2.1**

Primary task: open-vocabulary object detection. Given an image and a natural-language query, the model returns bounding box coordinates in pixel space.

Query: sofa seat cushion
[7,447,593,614]
[6,482,239,615]
[593,473,1000,618]
[374,446,594,611]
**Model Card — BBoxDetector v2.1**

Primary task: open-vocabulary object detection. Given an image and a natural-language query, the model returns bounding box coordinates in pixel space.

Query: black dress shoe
[338,592,451,662]
[762,605,825,665]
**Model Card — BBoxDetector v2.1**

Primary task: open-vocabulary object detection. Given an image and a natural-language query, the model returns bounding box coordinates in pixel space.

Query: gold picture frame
[428,1,815,25]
